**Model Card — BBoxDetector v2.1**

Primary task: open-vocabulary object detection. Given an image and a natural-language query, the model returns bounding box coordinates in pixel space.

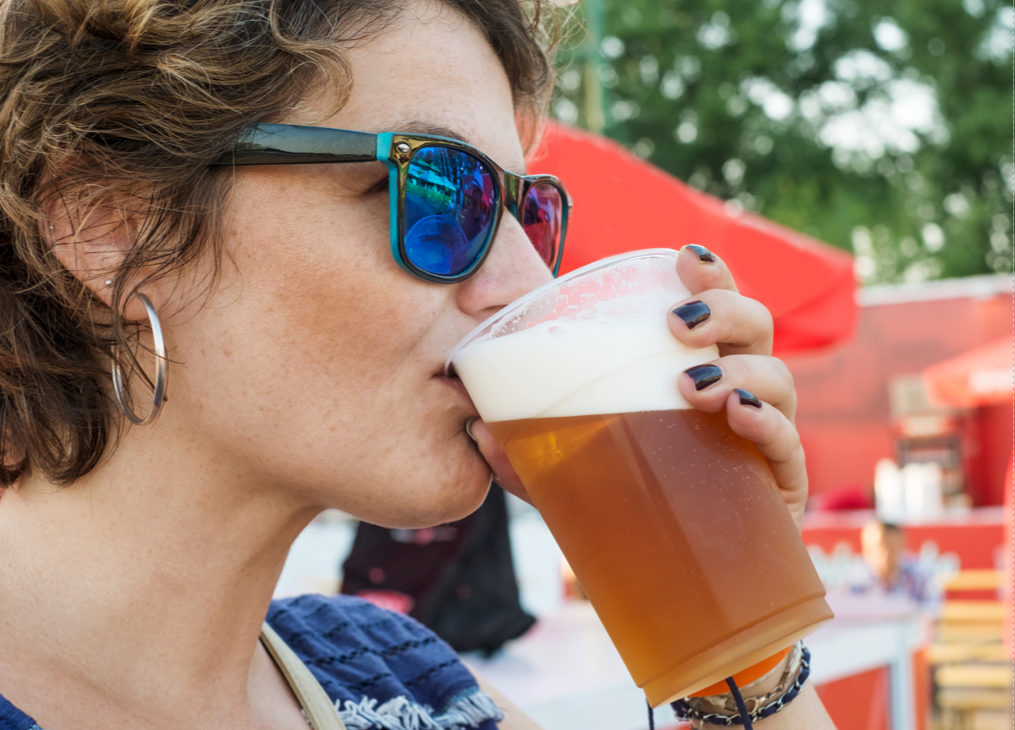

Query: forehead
[308,0,526,173]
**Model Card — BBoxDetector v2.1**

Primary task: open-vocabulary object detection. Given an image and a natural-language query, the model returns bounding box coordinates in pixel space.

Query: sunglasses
[211,123,571,284]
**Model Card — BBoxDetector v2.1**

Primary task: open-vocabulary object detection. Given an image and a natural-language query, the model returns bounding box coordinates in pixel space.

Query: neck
[0,419,319,723]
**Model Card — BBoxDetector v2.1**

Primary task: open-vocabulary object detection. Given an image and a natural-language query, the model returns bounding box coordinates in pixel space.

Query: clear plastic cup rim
[444,248,681,376]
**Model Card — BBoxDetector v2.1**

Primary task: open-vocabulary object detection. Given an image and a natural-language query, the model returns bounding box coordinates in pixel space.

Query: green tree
[553,0,1013,283]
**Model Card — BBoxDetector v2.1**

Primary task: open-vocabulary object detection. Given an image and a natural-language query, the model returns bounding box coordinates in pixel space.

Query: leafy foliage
[553,0,1013,283]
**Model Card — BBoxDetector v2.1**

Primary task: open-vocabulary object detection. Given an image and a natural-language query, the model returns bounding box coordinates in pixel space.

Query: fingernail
[684,364,722,391]
[465,417,479,443]
[735,388,762,409]
[685,244,716,263]
[672,300,710,329]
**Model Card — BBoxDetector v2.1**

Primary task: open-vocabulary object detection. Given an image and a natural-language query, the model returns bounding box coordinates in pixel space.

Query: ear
[42,192,148,319]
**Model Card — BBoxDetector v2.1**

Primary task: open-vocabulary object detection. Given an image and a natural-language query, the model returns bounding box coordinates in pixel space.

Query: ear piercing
[105,279,114,287]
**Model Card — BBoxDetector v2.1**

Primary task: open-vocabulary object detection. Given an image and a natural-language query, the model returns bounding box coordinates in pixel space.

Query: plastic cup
[448,249,832,705]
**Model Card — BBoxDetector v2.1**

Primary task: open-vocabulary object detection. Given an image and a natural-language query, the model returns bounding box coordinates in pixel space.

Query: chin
[436,474,493,524]
[416,471,492,528]
[361,450,493,529]
[376,485,491,530]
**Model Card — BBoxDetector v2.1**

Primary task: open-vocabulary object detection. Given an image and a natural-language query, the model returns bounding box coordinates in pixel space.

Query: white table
[466,595,928,730]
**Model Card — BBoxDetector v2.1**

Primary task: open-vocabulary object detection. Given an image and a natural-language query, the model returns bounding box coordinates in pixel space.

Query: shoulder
[268,594,502,730]
[0,697,41,730]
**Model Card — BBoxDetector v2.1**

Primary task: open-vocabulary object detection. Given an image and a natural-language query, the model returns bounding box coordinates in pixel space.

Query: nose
[455,213,554,318]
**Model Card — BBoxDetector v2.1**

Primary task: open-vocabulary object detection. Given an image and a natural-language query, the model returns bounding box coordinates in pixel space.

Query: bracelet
[671,644,810,727]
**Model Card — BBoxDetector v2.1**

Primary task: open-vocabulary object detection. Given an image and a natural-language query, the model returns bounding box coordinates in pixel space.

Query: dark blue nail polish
[684,364,722,391]
[685,244,716,263]
[735,388,762,409]
[672,300,710,329]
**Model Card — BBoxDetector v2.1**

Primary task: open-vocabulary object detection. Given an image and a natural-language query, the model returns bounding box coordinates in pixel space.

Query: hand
[468,244,808,531]
[668,244,807,531]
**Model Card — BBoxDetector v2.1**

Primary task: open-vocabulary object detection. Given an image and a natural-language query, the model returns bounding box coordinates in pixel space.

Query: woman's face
[162,1,552,527]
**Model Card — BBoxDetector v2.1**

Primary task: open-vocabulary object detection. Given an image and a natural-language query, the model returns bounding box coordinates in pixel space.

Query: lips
[433,372,478,415]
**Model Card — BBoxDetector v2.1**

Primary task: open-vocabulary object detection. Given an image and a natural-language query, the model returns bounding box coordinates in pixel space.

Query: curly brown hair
[0,0,559,487]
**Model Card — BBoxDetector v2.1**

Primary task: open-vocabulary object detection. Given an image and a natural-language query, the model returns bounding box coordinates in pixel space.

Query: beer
[486,409,830,702]
[450,250,832,704]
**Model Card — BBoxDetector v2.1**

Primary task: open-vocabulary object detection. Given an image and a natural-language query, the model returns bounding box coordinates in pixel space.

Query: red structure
[924,335,1014,409]
[784,275,1014,507]
[528,122,858,355]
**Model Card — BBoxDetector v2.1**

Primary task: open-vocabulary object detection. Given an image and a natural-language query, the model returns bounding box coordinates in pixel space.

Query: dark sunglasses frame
[211,123,571,284]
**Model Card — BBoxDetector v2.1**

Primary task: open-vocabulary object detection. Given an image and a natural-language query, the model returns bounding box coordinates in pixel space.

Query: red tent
[529,122,858,355]
[922,335,1014,409]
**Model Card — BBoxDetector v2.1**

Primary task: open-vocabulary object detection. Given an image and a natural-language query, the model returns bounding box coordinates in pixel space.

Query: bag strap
[260,622,348,730]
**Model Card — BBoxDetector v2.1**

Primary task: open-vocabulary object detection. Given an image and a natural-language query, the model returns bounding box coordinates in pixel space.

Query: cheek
[225,174,420,372]
[191,174,471,497]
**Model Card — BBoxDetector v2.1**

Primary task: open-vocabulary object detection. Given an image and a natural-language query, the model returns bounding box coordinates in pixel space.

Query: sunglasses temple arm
[211,124,380,166]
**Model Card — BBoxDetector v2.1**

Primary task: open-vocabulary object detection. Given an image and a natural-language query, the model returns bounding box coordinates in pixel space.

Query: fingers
[676,244,738,296]
[669,288,774,357]
[677,354,796,423]
[722,388,808,531]
[466,418,534,505]
[673,245,805,527]
[675,353,806,530]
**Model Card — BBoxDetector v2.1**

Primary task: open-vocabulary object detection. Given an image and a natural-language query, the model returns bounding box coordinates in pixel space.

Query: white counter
[465,596,928,730]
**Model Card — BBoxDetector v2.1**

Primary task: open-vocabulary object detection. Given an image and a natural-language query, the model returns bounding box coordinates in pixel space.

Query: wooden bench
[927,643,1011,663]
[937,688,1013,711]
[939,601,1007,622]
[932,580,1012,729]
[941,570,1003,592]
[936,664,1013,688]
[937,621,1004,643]
[935,674,1013,729]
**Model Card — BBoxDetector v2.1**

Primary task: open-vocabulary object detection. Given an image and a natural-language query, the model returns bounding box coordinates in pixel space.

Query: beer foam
[452,313,718,422]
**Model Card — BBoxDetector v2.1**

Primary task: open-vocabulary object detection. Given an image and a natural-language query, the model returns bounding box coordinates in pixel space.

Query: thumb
[467,418,532,505]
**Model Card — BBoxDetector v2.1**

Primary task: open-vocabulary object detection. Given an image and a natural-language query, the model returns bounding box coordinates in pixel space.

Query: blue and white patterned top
[846,554,938,609]
[0,594,503,730]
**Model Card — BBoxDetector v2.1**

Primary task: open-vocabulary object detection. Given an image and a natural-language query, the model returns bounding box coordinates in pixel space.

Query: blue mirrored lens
[404,146,497,277]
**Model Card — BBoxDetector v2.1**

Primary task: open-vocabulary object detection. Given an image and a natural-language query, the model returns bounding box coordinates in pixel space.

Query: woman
[0,1,835,728]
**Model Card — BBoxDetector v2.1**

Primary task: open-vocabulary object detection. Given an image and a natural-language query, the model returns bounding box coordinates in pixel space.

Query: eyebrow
[393,120,473,145]
[380,120,529,176]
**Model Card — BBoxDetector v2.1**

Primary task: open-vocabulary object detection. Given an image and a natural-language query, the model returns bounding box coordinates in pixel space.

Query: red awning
[922,336,1014,408]
[528,122,858,354]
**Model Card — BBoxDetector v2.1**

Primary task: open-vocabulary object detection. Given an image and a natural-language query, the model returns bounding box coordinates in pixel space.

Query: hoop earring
[112,293,168,426]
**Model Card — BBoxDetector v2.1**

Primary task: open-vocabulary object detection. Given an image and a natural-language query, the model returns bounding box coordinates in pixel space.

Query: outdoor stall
[797,325,1014,727]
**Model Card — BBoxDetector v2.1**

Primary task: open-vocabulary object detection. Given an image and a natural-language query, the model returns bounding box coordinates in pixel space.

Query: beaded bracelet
[671,644,811,727]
